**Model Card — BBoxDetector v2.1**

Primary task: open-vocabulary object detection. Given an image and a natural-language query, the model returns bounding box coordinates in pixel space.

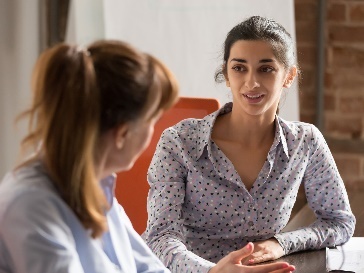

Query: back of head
[19,40,178,238]
[88,41,178,133]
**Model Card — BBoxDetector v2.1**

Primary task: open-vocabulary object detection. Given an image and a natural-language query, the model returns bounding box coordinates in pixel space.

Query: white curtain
[0,0,39,178]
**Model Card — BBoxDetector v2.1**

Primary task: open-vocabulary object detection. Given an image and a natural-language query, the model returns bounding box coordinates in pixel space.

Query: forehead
[229,40,275,61]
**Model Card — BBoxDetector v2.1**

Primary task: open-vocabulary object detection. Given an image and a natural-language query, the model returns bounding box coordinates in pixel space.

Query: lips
[242,93,265,103]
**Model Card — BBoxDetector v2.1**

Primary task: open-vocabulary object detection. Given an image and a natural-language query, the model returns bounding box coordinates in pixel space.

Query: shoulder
[164,117,205,137]
[161,103,224,142]
[277,117,328,156]
[0,162,69,226]
[278,117,322,140]
[158,117,209,148]
[155,104,226,161]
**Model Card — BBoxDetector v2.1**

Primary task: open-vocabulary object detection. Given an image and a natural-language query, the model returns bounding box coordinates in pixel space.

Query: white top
[0,161,170,273]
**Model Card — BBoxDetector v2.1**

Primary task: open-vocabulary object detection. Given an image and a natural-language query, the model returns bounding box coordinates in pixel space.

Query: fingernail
[248,259,254,264]
[246,242,252,250]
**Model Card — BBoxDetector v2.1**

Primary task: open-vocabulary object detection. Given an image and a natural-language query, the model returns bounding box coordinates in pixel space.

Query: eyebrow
[230,58,275,63]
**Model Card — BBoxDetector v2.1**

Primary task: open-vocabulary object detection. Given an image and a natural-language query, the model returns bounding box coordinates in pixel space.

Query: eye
[260,66,275,73]
[232,65,246,72]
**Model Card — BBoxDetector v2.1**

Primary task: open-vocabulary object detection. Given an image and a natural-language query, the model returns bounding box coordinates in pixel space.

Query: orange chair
[115,97,221,234]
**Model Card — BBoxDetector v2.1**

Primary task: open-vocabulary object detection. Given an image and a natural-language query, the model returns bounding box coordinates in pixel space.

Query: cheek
[228,73,241,84]
[143,126,154,147]
[138,124,155,152]
[264,75,285,91]
[227,78,243,92]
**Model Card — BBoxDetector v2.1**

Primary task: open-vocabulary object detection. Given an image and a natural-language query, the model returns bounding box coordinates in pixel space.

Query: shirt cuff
[274,233,289,255]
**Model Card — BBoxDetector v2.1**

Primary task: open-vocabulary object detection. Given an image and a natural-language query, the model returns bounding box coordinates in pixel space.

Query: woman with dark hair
[144,16,355,273]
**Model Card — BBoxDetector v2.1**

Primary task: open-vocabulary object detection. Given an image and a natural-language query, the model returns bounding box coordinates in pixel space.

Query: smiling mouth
[243,94,264,99]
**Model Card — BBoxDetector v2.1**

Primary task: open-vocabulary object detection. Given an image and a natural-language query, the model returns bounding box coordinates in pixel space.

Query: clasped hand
[242,239,285,265]
[209,240,293,273]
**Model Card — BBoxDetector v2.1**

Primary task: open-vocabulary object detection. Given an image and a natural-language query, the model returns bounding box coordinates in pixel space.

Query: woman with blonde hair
[0,40,178,272]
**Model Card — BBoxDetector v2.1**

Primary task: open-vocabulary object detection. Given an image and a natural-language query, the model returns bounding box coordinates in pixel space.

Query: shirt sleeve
[274,125,356,254]
[1,191,85,273]
[143,129,215,273]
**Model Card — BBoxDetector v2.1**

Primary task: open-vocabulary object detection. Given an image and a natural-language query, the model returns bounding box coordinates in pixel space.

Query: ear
[222,64,230,87]
[283,66,298,88]
[114,124,129,149]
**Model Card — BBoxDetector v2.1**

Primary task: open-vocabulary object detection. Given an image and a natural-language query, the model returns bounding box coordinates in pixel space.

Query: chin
[114,155,139,173]
[123,161,136,171]
[112,163,133,174]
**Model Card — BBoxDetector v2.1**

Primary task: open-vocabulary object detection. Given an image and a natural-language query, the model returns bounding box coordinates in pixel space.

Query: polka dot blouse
[143,103,355,273]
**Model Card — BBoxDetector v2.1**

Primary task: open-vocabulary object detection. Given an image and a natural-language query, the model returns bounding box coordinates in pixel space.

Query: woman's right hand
[208,243,295,273]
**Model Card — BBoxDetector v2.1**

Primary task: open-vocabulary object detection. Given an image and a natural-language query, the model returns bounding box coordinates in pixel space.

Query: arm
[274,125,356,254]
[143,128,215,273]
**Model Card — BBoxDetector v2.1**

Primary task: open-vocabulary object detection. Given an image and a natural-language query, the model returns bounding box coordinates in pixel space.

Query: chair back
[115,97,220,234]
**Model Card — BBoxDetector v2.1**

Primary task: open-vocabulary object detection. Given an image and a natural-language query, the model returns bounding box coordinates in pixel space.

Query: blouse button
[248,221,254,227]
[248,204,254,209]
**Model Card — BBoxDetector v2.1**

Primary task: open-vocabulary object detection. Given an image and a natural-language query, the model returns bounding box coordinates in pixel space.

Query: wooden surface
[278,190,364,272]
[275,249,328,273]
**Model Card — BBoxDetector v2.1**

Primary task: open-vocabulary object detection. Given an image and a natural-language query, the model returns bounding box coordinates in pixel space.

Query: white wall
[0,0,298,179]
[102,0,299,120]
[0,0,39,178]
[66,0,105,45]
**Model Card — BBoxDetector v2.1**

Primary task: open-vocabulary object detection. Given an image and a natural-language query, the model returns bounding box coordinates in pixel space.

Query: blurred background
[1,0,363,196]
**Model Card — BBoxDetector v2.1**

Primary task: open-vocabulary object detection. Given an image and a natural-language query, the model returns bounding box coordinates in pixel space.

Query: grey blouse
[144,103,355,273]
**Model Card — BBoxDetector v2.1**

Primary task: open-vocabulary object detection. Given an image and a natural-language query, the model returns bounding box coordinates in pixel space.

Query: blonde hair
[18,40,178,238]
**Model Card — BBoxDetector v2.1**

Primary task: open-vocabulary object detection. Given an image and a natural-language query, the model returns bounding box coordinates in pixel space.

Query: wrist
[207,265,217,273]
[273,234,287,255]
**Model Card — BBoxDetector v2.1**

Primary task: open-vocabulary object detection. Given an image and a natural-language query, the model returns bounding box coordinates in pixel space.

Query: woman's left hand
[242,239,285,265]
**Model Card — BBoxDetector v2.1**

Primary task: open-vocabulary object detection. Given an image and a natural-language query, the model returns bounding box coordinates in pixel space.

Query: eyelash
[232,66,245,72]
[260,66,275,73]
[231,66,275,73]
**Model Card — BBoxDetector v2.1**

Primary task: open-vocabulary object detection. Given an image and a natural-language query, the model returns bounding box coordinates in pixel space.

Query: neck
[215,108,276,147]
[94,156,107,181]
[94,134,114,181]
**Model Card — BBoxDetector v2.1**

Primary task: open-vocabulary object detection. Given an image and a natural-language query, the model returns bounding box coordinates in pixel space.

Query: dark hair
[18,40,179,238]
[215,16,297,82]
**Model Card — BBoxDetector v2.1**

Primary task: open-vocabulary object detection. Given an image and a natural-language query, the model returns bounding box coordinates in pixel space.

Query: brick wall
[295,0,364,191]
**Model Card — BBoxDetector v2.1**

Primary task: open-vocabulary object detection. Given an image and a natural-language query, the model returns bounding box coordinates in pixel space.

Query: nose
[244,71,260,90]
